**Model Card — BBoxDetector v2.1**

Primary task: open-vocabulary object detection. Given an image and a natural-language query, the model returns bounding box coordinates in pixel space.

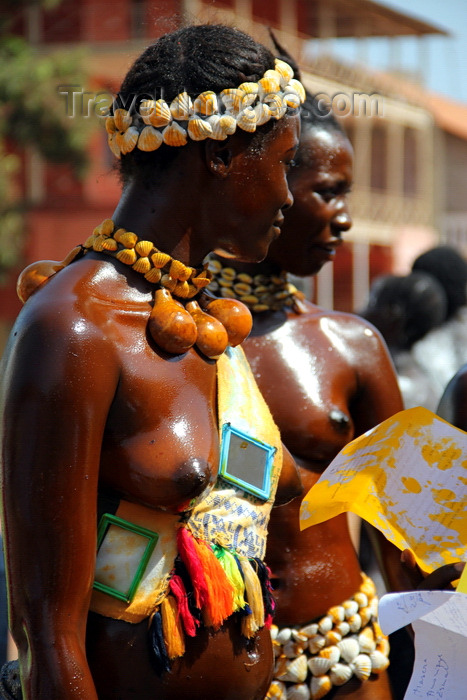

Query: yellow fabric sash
[188,345,283,560]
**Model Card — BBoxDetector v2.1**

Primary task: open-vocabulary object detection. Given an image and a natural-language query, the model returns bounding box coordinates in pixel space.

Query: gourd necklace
[16,219,252,358]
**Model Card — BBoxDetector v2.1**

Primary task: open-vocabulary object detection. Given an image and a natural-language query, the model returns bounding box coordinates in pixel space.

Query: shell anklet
[16,219,252,358]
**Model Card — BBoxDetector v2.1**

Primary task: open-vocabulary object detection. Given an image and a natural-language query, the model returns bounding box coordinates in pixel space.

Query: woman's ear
[204,139,233,177]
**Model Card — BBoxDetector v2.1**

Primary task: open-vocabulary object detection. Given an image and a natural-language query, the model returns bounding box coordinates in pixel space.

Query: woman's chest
[99,345,219,511]
[244,328,357,462]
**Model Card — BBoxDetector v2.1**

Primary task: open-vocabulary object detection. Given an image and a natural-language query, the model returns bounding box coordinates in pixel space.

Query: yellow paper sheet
[457,562,467,593]
[300,407,467,573]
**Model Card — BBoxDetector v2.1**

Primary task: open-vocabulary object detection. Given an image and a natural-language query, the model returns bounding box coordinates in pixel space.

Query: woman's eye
[316,185,352,202]
[316,189,335,202]
[284,159,296,171]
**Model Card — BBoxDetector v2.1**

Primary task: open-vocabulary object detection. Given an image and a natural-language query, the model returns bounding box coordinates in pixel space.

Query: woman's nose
[282,186,294,212]
[333,202,352,232]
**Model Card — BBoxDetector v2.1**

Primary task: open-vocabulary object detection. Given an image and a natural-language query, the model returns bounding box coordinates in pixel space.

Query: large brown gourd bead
[148,288,198,354]
[204,298,253,346]
[186,300,229,359]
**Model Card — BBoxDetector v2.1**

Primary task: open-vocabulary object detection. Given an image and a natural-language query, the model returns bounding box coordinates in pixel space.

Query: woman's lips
[311,241,342,259]
[274,216,284,229]
[272,217,285,237]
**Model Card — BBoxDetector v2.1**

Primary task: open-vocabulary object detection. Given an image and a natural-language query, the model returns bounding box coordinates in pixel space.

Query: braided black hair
[120,24,275,105]
[116,24,282,182]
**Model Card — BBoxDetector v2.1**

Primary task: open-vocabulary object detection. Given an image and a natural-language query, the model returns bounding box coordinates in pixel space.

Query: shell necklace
[206,256,307,314]
[16,219,253,358]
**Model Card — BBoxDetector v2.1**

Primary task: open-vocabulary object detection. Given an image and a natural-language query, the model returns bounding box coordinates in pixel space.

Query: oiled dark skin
[239,128,403,698]
[0,117,302,700]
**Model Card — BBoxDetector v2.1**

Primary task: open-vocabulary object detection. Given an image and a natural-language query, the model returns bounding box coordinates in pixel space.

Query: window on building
[403,127,418,196]
[370,125,387,191]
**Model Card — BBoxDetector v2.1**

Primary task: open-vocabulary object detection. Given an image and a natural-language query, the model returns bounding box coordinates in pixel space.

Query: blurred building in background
[2,0,467,346]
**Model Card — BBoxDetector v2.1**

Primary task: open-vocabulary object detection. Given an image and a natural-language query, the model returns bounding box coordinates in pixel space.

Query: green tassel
[213,545,247,611]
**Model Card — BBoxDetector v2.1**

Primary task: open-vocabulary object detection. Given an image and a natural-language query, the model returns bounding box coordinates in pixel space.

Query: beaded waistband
[267,573,389,700]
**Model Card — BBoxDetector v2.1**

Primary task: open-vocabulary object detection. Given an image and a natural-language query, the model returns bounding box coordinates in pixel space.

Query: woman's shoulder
[8,255,151,358]
[291,302,385,343]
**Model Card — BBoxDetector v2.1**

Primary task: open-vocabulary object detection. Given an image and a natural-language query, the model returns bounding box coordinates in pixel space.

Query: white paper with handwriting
[379,590,467,699]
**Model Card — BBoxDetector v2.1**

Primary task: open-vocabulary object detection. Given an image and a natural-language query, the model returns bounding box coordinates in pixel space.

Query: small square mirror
[219,423,276,500]
[93,513,159,603]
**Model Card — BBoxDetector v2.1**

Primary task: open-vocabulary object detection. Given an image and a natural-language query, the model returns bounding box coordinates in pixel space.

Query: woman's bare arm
[1,295,119,699]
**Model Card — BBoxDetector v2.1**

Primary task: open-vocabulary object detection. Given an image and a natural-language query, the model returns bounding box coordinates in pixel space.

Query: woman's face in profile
[266,127,353,277]
[212,114,300,264]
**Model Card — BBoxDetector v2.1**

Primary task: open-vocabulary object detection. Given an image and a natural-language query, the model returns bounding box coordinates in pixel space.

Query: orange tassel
[161,595,185,659]
[190,536,235,629]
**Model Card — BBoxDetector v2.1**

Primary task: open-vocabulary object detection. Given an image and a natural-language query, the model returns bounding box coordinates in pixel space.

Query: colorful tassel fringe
[192,536,235,628]
[255,558,276,628]
[152,527,274,672]
[177,527,235,628]
[176,526,210,610]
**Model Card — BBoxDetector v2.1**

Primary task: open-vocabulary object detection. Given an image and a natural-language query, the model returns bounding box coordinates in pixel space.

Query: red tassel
[176,527,235,630]
[176,527,209,609]
[169,574,198,637]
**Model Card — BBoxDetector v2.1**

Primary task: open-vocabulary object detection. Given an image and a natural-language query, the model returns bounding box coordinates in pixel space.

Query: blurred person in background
[360,271,447,411]
[409,245,467,401]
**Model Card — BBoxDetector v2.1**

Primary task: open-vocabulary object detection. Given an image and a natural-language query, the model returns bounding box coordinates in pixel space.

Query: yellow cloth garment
[188,345,283,560]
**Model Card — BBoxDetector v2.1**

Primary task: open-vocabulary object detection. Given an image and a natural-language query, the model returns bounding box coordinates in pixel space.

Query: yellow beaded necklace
[16,219,253,358]
[84,218,212,299]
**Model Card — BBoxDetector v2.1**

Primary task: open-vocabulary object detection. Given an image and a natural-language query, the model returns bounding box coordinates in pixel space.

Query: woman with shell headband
[206,80,463,698]
[0,25,304,700]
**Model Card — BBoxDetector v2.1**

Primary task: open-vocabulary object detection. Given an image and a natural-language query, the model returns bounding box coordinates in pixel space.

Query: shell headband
[106,58,305,157]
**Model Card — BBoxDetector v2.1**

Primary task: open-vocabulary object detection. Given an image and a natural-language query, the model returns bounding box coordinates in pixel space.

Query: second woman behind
[208,95,403,699]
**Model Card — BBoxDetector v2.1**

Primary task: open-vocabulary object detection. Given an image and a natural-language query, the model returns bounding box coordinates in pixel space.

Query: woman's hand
[400,548,465,591]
